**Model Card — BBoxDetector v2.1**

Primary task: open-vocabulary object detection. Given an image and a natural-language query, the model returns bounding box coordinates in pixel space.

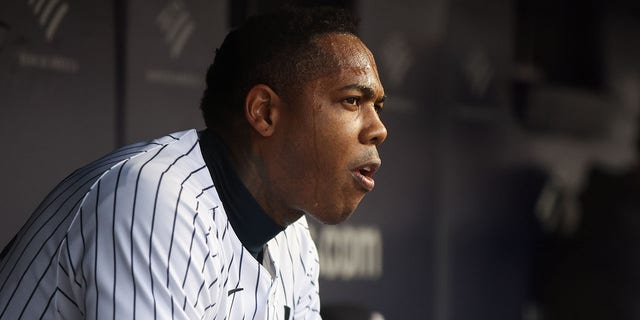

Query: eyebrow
[340,84,386,103]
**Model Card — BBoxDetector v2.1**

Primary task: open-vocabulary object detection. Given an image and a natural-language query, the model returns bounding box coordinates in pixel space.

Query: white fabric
[0,129,320,320]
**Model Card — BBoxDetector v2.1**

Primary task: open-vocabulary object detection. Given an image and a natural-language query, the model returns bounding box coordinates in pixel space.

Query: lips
[351,161,381,191]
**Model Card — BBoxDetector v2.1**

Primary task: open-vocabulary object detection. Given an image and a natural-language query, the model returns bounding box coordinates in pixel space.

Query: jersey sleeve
[60,158,223,319]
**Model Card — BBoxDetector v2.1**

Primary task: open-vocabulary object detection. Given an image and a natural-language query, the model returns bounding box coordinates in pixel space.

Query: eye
[345,97,360,106]
[374,104,383,114]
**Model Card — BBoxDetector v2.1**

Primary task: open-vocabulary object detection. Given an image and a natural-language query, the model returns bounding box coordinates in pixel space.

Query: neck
[198,129,286,259]
[230,138,304,227]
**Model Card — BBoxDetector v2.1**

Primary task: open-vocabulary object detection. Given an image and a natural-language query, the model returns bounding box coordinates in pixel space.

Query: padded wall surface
[0,0,116,247]
[124,0,227,143]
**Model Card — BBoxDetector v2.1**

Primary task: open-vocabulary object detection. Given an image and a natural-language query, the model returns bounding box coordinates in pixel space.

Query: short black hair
[200,6,358,138]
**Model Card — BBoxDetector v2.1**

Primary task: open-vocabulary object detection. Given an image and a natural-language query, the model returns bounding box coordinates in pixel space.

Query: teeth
[358,167,372,176]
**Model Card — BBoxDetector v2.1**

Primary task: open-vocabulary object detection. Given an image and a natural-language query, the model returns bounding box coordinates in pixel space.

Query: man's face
[270,33,387,224]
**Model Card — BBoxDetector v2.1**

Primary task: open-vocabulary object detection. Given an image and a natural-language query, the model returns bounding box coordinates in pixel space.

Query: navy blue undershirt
[198,130,284,262]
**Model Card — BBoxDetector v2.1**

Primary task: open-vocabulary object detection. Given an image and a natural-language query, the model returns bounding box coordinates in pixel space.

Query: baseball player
[0,6,387,319]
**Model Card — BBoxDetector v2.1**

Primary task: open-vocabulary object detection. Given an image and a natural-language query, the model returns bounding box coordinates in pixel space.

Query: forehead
[308,33,383,94]
[312,33,377,72]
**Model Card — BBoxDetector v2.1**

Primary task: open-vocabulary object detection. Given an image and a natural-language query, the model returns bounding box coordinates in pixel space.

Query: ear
[245,84,281,137]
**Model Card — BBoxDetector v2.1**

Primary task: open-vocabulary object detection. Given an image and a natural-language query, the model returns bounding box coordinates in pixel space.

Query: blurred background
[1,0,639,319]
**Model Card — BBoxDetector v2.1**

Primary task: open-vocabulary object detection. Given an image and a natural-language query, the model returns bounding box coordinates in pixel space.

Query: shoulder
[70,129,213,233]
[116,129,203,176]
[94,129,208,196]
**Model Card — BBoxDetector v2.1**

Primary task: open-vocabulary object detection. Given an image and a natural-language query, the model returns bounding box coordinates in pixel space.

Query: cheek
[295,115,367,219]
[292,107,361,176]
[311,122,361,190]
[316,118,360,160]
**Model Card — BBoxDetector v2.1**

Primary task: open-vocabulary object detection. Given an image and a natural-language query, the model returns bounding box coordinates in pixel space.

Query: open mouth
[352,162,380,191]
[358,166,376,178]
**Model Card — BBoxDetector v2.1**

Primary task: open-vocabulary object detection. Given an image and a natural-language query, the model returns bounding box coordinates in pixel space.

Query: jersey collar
[198,129,284,261]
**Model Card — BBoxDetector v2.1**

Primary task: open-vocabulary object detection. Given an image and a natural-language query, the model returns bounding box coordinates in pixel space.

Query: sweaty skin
[239,33,387,226]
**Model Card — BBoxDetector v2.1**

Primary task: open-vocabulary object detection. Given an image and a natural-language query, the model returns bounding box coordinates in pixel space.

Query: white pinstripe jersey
[0,129,321,319]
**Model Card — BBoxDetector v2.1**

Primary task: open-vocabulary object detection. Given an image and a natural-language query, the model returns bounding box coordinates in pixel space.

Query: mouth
[351,160,381,192]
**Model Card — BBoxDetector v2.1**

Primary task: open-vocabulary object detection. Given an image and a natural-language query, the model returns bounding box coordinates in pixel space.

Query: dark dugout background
[1,0,640,319]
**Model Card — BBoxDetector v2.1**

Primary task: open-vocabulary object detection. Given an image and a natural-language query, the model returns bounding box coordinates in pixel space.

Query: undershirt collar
[198,129,284,261]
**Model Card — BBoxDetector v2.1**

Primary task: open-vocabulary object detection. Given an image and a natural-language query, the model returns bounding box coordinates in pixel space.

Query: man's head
[201,7,358,138]
[201,7,387,225]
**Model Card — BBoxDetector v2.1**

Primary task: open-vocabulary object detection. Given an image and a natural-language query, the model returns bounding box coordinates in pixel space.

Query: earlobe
[245,84,280,137]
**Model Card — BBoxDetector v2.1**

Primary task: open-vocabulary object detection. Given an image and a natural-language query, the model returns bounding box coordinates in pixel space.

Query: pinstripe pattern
[0,129,321,319]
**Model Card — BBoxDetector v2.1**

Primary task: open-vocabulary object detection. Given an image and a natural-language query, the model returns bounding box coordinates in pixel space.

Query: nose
[359,107,387,146]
